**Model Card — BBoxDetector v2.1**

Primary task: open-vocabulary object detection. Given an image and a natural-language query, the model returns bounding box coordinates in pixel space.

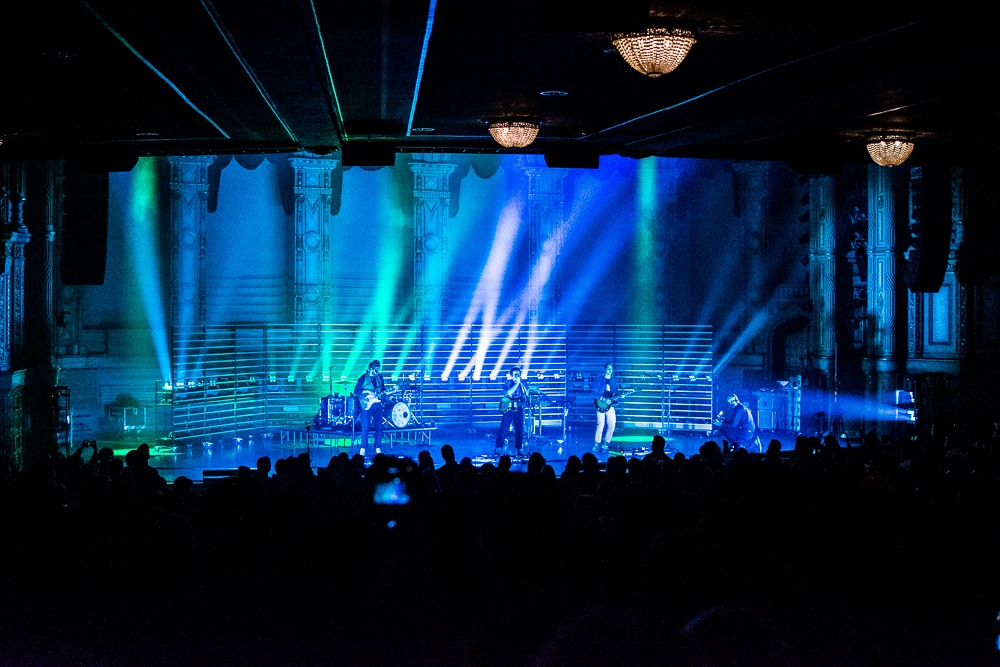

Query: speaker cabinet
[60,160,109,286]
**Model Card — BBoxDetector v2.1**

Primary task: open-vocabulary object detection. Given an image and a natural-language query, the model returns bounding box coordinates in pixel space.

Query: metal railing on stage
[166,323,712,444]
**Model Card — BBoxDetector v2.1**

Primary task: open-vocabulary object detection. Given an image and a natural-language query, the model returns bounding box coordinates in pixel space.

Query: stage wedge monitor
[61,160,109,286]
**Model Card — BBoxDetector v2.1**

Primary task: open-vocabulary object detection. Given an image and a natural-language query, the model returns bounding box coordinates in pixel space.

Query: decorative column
[809,175,837,373]
[523,157,566,323]
[950,167,968,358]
[659,160,686,324]
[734,162,769,311]
[24,161,57,370]
[289,155,339,323]
[907,168,966,360]
[168,156,214,330]
[0,163,30,372]
[732,162,770,367]
[0,163,33,469]
[866,164,904,433]
[905,168,966,423]
[411,155,455,325]
[18,161,60,468]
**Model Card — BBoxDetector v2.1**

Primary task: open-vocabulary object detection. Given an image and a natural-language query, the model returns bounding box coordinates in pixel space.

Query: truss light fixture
[866,134,915,167]
[488,119,539,148]
[611,27,697,78]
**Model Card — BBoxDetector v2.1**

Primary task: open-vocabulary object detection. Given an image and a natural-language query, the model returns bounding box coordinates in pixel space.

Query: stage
[124,424,797,482]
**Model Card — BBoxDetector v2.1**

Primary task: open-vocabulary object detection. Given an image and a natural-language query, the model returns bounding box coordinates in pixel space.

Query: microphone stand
[646,371,674,443]
[521,380,535,441]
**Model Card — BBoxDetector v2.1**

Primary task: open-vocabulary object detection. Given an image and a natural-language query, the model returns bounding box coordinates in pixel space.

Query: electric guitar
[498,395,522,414]
[360,384,397,411]
[594,388,636,413]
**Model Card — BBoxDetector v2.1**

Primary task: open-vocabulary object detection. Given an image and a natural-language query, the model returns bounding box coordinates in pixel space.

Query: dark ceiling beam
[198,0,299,144]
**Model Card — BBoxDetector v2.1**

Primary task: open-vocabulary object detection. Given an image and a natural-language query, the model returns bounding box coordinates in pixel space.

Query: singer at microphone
[495,366,527,456]
[713,393,761,452]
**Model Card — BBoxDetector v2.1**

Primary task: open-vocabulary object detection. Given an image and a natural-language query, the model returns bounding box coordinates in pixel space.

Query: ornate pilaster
[809,175,836,372]
[0,163,34,470]
[732,162,770,367]
[867,164,903,431]
[18,161,60,468]
[24,161,57,371]
[1,163,30,372]
[289,155,339,323]
[411,155,456,325]
[168,156,214,329]
[734,162,769,310]
[906,169,967,361]
[523,158,567,323]
[659,161,686,324]
[951,168,967,357]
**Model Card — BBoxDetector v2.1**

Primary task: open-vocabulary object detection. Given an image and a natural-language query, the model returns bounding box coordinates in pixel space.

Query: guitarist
[354,359,386,456]
[591,363,619,453]
[495,367,527,456]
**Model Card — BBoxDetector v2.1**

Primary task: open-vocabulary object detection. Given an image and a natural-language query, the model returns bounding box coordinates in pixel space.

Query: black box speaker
[61,160,109,286]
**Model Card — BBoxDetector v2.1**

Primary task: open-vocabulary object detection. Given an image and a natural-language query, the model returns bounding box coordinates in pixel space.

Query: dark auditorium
[1,2,999,665]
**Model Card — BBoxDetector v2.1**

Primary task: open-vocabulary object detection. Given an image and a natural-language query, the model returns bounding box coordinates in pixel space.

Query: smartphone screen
[373,478,411,505]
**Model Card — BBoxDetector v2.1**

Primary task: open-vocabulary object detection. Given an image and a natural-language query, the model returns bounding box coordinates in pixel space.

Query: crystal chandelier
[612,27,697,78]
[866,135,914,167]
[488,120,539,149]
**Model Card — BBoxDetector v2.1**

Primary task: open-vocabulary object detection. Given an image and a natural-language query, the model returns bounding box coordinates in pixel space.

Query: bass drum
[389,401,411,428]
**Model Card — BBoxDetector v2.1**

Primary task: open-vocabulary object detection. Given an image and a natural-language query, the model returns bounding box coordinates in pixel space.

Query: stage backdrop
[59,153,806,443]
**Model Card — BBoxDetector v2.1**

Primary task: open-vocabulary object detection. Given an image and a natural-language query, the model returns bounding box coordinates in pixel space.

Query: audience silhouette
[1,425,998,667]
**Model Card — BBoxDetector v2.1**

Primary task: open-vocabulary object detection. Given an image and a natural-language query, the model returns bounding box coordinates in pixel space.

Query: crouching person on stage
[714,393,762,452]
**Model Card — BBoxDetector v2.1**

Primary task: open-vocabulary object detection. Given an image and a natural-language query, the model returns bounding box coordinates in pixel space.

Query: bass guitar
[594,388,636,413]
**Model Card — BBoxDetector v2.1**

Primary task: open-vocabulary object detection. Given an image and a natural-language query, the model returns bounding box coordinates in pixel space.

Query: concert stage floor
[114,426,800,482]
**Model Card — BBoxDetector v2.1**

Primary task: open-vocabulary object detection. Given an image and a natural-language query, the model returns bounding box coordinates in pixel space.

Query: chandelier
[866,135,914,167]
[612,27,697,77]
[488,120,539,149]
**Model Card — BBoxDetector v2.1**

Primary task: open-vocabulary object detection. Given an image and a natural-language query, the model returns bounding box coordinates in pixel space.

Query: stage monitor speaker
[904,165,952,293]
[61,160,109,286]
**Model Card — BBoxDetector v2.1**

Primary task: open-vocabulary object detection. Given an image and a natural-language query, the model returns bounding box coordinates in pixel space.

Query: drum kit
[315,378,420,430]
[383,379,419,428]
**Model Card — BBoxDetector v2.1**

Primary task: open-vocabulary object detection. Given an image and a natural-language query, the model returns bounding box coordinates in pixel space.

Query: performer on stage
[354,359,386,455]
[592,363,618,453]
[496,367,527,456]
[714,393,761,451]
